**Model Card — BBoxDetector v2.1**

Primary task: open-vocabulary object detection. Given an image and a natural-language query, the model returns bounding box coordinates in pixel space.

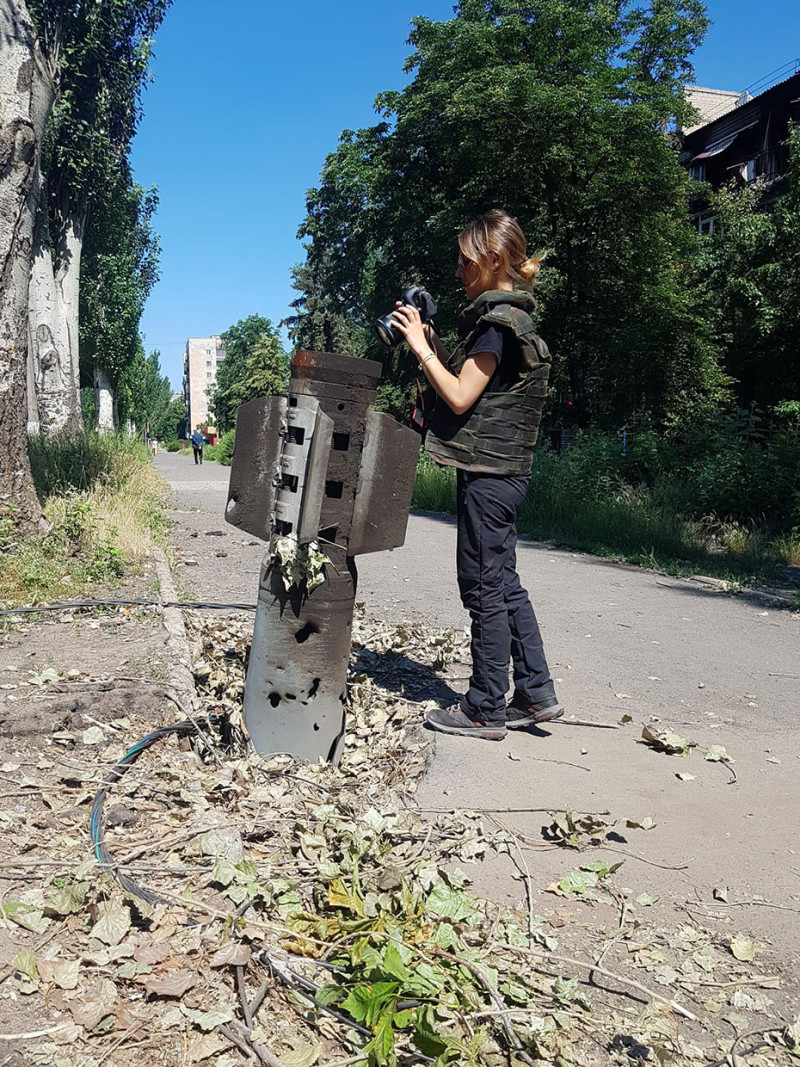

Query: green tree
[79,167,161,428]
[291,0,726,426]
[210,316,290,433]
[27,0,171,432]
[116,347,173,439]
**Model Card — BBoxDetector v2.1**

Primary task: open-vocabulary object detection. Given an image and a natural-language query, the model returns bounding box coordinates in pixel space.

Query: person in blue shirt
[191,430,204,465]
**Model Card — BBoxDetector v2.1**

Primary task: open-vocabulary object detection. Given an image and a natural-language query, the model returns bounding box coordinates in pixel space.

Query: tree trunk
[54,207,86,420]
[26,326,39,433]
[0,1,53,533]
[93,364,115,432]
[28,225,81,435]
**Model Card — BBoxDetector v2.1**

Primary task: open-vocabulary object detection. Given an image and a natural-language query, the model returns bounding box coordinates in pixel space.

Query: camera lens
[374,313,401,347]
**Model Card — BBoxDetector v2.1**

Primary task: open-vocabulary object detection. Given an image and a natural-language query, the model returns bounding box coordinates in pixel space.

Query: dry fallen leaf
[730,936,757,962]
[144,969,197,998]
[209,942,251,968]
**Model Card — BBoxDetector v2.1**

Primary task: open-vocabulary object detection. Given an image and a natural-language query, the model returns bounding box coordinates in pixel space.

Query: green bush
[164,439,182,453]
[215,429,235,466]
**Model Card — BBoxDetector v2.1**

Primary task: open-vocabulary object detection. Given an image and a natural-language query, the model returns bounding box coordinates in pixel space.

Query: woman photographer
[390,210,562,740]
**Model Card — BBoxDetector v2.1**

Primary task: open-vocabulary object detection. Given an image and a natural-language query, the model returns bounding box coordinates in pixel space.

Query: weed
[1,432,171,606]
[0,503,20,549]
[149,658,168,681]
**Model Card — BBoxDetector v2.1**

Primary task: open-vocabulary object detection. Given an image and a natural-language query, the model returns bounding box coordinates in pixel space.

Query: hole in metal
[308,677,320,699]
[332,432,350,451]
[287,425,305,445]
[268,691,281,707]
[319,525,338,542]
[281,473,299,492]
[313,723,320,731]
[325,480,343,499]
[295,621,321,644]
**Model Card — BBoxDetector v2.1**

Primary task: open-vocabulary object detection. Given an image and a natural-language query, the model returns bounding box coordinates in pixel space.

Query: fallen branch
[707,1026,784,1067]
[592,845,692,871]
[95,1021,146,1067]
[490,941,698,1022]
[0,1023,72,1040]
[558,717,620,730]
[690,897,800,914]
[237,964,253,1030]
[222,1020,288,1067]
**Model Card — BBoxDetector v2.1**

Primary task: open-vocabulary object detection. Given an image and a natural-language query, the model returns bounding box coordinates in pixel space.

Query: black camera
[374,285,437,348]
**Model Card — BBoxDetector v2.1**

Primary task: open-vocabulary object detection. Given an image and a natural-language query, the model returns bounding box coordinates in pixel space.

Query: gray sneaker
[426,703,507,741]
[505,695,564,729]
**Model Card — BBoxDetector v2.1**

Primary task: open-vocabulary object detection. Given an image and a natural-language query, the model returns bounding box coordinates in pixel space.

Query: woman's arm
[391,304,495,416]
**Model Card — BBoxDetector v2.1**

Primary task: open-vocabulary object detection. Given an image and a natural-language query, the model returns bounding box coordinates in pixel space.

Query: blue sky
[130,1,800,390]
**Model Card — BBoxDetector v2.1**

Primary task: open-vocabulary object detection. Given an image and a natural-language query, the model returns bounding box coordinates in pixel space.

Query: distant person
[390,210,561,740]
[191,429,204,465]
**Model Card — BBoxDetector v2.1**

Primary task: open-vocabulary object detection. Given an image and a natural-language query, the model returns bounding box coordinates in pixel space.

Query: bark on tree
[0,0,54,533]
[93,364,115,432]
[56,209,86,404]
[28,211,83,435]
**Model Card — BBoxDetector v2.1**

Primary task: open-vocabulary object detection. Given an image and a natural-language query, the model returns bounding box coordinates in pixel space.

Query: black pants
[456,470,554,723]
[193,445,203,464]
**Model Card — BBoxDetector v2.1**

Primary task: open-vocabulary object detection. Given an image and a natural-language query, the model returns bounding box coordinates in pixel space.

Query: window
[688,162,706,182]
[698,214,718,235]
[206,360,212,368]
[207,372,212,380]
[741,159,756,182]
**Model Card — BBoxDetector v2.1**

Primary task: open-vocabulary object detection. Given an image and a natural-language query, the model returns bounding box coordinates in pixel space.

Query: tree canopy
[209,316,290,433]
[79,167,161,395]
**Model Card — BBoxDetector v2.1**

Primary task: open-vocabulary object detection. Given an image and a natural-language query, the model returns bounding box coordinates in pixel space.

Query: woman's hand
[390,303,434,363]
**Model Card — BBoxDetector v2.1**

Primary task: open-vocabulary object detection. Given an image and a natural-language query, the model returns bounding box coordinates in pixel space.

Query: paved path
[156,450,800,958]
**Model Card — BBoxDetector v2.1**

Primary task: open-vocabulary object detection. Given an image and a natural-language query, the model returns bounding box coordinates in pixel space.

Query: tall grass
[28,431,149,498]
[411,429,800,582]
[411,454,457,513]
[0,433,171,605]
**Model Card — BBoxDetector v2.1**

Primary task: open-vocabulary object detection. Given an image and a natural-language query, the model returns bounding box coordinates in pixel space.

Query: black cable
[90,715,222,904]
[0,599,256,616]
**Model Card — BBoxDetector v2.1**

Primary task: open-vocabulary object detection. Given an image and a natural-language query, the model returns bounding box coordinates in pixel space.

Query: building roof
[681,59,800,141]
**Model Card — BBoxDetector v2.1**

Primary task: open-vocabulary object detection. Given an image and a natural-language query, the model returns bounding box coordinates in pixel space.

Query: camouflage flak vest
[425,289,552,476]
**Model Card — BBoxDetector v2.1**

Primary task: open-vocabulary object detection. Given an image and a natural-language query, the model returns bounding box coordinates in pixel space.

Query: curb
[153,547,197,706]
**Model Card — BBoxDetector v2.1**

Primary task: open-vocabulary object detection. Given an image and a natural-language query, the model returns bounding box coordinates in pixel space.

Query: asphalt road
[156,449,800,958]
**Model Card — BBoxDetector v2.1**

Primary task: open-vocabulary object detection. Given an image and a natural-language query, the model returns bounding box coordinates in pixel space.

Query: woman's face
[456,249,497,302]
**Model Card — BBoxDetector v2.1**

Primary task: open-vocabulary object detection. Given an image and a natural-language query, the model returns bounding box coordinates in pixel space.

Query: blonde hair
[458,210,544,286]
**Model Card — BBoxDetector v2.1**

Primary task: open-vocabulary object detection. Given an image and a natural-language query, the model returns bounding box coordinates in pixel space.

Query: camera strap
[411,376,434,436]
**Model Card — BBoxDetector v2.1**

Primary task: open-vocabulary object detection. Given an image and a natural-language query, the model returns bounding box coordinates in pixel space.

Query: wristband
[420,351,435,365]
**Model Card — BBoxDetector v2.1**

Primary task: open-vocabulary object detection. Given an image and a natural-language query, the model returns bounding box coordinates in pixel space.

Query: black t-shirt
[464,323,521,393]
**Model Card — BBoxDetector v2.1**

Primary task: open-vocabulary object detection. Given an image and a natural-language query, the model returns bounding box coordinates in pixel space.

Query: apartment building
[679,62,800,229]
[183,336,226,431]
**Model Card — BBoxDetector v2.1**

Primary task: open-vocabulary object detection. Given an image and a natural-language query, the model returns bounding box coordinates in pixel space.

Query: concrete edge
[153,546,197,706]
